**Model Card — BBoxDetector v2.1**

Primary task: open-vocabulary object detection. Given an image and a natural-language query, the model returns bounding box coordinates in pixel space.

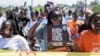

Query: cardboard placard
[46,25,69,50]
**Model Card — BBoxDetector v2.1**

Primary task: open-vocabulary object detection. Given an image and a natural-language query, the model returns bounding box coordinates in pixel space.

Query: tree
[77,1,85,6]
[33,4,43,12]
[90,0,98,6]
[92,5,100,13]
[71,4,77,8]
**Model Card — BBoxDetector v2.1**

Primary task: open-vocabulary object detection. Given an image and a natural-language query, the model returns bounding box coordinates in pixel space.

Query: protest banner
[0,50,100,56]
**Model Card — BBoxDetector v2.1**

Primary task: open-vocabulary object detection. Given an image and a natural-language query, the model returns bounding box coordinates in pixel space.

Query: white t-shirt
[62,17,66,24]
[0,35,2,38]
[64,15,72,24]
[0,16,6,29]
[22,20,37,36]
[25,20,37,30]
[78,16,85,23]
[0,35,30,51]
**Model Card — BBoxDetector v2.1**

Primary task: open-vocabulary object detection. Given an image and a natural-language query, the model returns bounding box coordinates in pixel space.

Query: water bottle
[40,40,45,51]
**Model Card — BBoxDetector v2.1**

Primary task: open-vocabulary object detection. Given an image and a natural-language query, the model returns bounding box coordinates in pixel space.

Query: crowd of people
[0,4,100,52]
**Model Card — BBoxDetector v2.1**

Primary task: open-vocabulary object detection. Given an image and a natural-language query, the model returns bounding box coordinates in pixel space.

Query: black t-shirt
[18,17,29,27]
[78,24,89,33]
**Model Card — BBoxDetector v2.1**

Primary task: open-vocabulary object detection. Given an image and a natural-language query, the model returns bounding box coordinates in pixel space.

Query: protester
[46,10,71,51]
[78,13,85,22]
[74,12,100,52]
[5,10,23,36]
[6,10,12,19]
[22,11,37,36]
[26,4,52,51]
[0,19,30,51]
[18,10,29,26]
[67,12,83,40]
[64,10,72,23]
[78,12,91,34]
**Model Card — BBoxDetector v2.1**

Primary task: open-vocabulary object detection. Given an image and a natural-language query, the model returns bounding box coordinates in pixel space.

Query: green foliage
[0,7,10,12]
[33,4,43,12]
[71,4,77,8]
[92,5,100,13]
[77,1,85,6]
[90,1,97,6]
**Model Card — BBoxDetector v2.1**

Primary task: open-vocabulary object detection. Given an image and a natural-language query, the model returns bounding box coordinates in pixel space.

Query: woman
[0,19,30,51]
[74,12,100,52]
